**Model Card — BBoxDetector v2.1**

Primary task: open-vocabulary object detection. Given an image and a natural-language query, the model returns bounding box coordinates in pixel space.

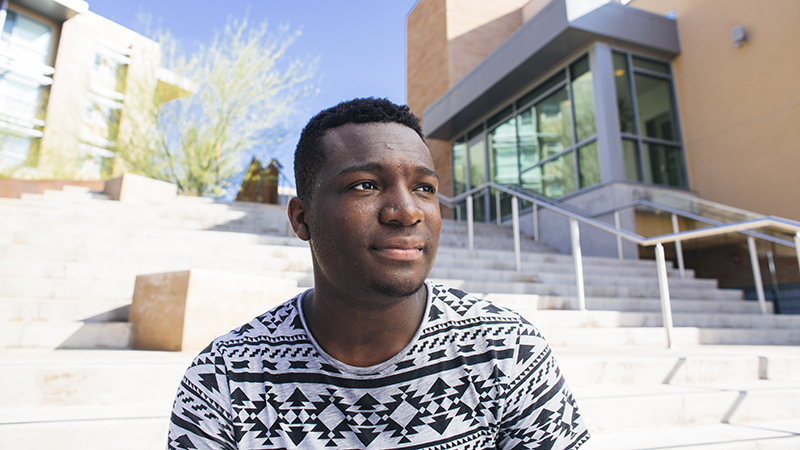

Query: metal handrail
[439,182,800,349]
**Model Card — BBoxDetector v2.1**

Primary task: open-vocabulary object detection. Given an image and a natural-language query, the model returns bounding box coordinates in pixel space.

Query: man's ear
[288,197,311,241]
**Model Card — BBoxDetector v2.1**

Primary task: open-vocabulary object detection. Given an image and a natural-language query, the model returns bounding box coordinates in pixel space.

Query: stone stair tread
[0,403,170,425]
[583,419,800,450]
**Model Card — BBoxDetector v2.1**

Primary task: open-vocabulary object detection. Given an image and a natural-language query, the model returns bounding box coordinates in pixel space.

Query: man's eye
[416,185,436,194]
[352,181,378,191]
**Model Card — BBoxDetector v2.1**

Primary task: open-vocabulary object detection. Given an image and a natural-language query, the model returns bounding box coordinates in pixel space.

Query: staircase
[1,185,799,449]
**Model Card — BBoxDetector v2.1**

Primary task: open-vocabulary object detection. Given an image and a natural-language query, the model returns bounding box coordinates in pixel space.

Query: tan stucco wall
[629,0,800,220]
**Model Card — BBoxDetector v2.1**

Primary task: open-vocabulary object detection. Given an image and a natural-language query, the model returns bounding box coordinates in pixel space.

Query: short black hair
[294,97,424,200]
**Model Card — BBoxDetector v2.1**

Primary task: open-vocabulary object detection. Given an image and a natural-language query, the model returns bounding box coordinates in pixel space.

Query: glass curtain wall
[451,53,601,222]
[613,52,686,188]
[0,9,53,166]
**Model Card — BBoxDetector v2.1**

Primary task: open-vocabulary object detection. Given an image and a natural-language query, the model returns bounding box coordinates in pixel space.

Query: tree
[116,17,317,197]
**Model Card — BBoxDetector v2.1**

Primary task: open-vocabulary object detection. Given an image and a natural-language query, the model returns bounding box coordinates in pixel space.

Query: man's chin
[369,280,426,299]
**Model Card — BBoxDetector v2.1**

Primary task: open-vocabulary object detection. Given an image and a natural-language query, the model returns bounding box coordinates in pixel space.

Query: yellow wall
[629,0,800,220]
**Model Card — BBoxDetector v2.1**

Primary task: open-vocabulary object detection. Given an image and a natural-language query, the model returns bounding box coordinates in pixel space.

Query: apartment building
[0,0,166,179]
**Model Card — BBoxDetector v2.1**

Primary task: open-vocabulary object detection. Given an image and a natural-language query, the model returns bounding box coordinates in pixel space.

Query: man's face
[294,122,441,304]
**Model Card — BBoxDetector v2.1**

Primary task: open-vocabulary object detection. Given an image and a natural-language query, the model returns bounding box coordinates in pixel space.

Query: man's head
[289,98,440,303]
[294,97,424,201]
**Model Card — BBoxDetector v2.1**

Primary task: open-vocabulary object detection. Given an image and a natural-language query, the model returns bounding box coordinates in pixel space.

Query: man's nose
[379,188,424,226]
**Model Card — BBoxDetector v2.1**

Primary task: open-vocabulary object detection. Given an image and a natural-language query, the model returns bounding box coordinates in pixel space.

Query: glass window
[570,56,596,142]
[578,141,600,189]
[632,56,670,74]
[468,137,486,189]
[517,107,539,169]
[516,70,565,109]
[0,74,41,121]
[541,152,576,198]
[451,140,467,195]
[613,52,635,134]
[488,116,519,185]
[635,74,679,142]
[0,134,34,165]
[487,105,513,129]
[467,124,484,141]
[622,139,641,182]
[520,166,543,195]
[642,143,685,188]
[519,87,572,169]
[2,10,52,65]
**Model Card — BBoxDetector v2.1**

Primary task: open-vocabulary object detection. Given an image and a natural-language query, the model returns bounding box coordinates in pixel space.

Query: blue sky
[88,0,420,189]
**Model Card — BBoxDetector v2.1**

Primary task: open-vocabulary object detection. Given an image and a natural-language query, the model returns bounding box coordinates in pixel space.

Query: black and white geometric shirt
[168,282,589,449]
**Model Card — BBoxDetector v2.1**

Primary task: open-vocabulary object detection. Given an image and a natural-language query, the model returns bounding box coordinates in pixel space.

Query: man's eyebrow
[336,163,439,180]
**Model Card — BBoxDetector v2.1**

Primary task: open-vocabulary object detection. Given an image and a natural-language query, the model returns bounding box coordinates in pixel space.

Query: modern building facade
[0,0,169,180]
[407,0,800,225]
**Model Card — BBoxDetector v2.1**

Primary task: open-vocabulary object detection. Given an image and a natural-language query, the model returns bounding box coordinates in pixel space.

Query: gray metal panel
[423,0,680,140]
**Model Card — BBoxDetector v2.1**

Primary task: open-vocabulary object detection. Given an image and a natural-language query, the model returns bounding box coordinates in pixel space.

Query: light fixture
[731,25,748,47]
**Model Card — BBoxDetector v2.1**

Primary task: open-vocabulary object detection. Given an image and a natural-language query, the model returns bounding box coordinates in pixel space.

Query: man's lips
[372,238,426,261]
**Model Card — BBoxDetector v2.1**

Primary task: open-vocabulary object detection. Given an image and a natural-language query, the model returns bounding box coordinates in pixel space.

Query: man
[168,98,589,449]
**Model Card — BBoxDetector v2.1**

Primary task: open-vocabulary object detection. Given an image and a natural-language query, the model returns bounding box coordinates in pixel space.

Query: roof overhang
[423,0,680,140]
[10,0,88,22]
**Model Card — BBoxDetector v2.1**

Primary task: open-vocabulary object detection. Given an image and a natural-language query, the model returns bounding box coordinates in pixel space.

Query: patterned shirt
[168,282,589,449]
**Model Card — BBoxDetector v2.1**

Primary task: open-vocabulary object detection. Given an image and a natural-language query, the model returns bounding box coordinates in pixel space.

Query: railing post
[512,196,521,271]
[614,211,624,260]
[570,218,586,312]
[466,195,474,251]
[655,242,676,349]
[533,204,539,242]
[671,214,686,279]
[795,232,800,280]
[747,236,768,314]
[495,189,502,225]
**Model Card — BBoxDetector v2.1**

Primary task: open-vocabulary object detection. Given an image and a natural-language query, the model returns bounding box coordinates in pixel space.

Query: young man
[168,98,589,449]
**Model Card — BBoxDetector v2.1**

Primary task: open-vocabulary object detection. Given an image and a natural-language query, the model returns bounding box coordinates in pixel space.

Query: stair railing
[438,182,800,349]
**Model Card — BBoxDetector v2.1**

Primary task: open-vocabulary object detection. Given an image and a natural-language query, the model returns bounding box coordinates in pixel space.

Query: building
[407,0,800,291]
[0,0,176,180]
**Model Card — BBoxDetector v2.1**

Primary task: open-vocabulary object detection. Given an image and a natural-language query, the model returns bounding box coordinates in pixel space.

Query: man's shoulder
[205,292,306,353]
[428,283,529,325]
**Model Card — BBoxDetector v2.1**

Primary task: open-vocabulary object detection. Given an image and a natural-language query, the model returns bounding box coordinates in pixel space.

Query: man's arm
[168,346,237,450]
[496,321,590,449]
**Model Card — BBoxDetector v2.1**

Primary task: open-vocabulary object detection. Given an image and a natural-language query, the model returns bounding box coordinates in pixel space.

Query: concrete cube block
[130,269,299,351]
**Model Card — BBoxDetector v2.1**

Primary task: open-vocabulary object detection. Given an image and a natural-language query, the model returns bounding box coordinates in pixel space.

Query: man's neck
[302,283,428,368]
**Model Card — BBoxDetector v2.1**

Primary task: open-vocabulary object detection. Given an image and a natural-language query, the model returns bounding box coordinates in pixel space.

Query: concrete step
[0,277,136,299]
[581,419,800,450]
[433,255,695,278]
[0,350,190,409]
[539,326,800,346]
[0,259,312,282]
[434,247,664,269]
[1,321,132,349]
[432,278,744,300]
[0,243,312,267]
[485,293,770,314]
[553,345,800,388]
[0,409,170,450]
[524,310,800,330]
[0,297,130,322]
[41,188,112,201]
[428,267,715,289]
[575,380,800,433]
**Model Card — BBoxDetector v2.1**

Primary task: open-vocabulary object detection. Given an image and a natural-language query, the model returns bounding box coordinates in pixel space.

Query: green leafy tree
[116,17,317,197]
